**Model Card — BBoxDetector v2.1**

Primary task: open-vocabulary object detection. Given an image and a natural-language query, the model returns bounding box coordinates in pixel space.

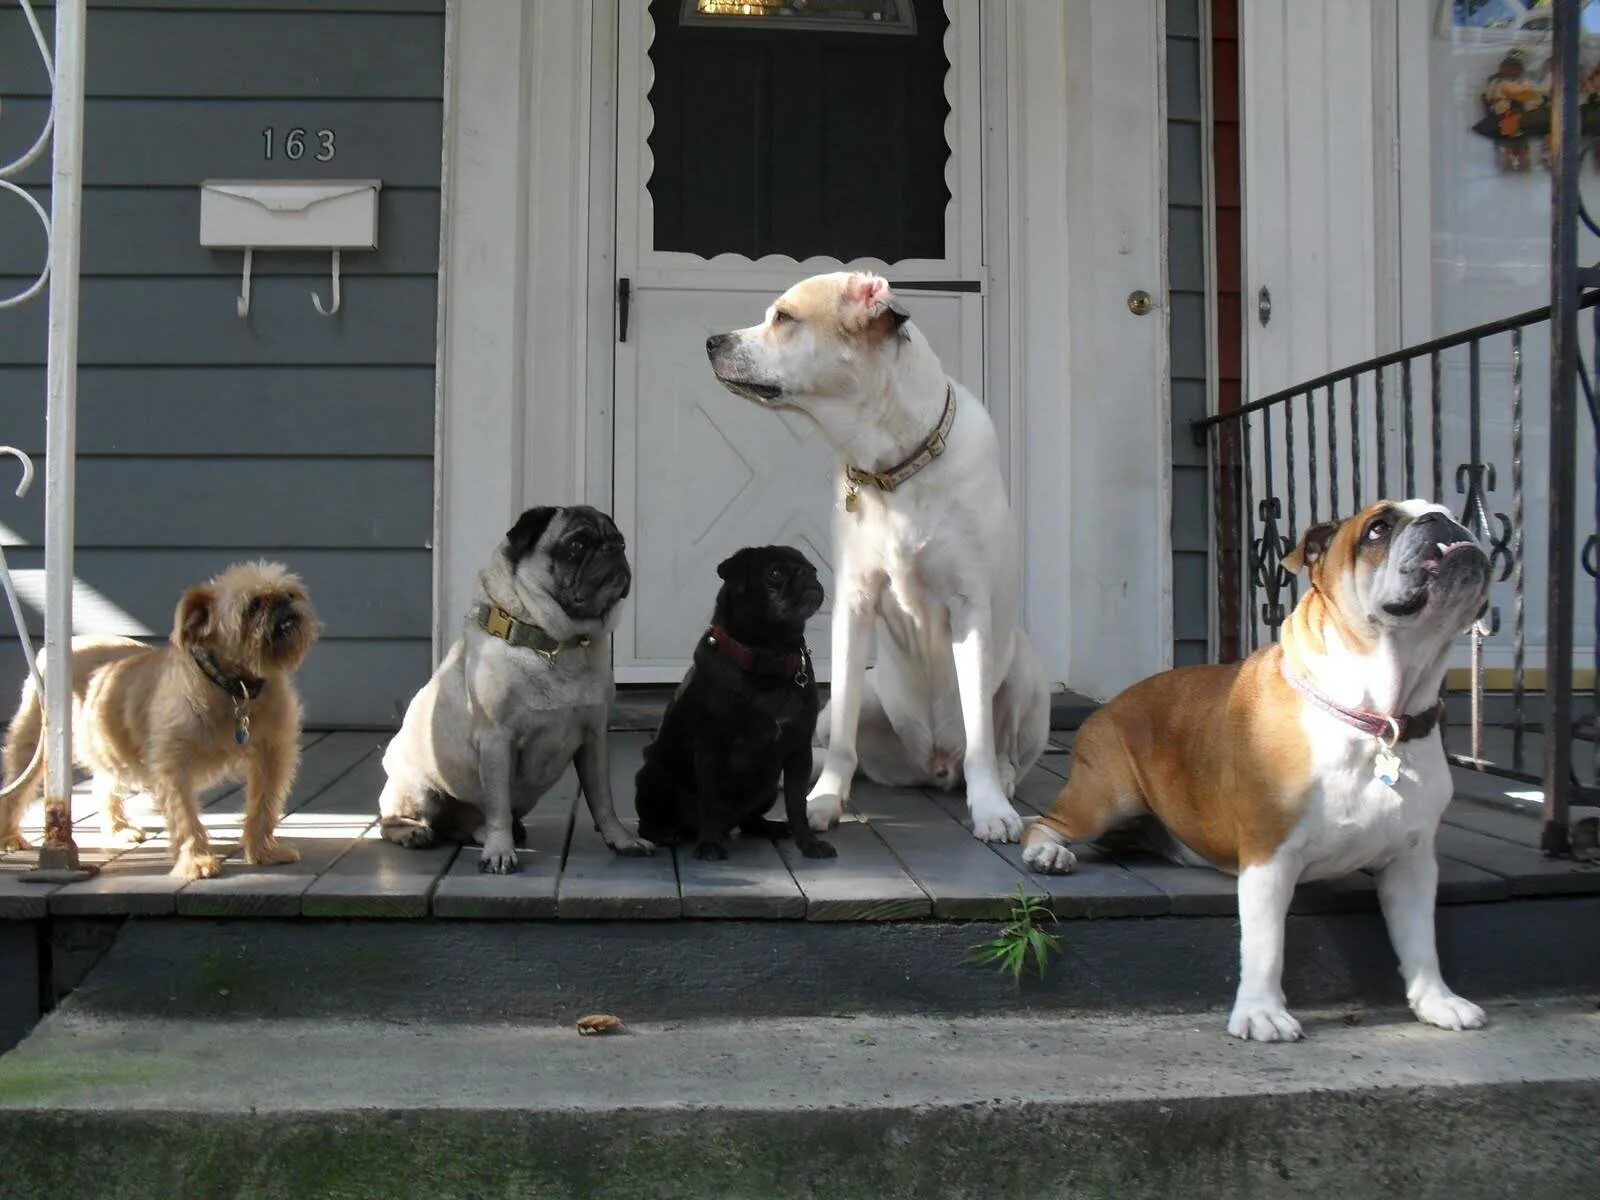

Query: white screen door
[610,0,985,681]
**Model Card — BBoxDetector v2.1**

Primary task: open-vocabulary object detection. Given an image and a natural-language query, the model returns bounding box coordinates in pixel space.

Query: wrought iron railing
[1194,2,1599,856]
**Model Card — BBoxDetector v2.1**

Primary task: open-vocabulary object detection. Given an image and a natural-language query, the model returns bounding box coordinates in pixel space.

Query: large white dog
[706,272,1050,842]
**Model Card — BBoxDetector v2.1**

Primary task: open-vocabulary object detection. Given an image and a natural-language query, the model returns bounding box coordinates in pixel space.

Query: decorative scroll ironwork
[1248,497,1294,631]
[0,0,56,311]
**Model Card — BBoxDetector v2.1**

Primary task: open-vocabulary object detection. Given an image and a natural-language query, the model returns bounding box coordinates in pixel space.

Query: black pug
[635,545,837,861]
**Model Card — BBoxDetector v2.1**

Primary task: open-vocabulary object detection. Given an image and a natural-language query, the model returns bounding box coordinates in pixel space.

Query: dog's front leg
[475,731,519,874]
[1228,857,1303,1042]
[784,746,835,859]
[948,593,1023,842]
[160,778,222,882]
[575,723,655,857]
[807,573,881,830]
[1377,839,1486,1031]
[692,738,731,861]
[243,735,301,866]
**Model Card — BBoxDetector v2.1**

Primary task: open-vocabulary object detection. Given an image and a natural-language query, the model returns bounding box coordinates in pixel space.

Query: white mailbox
[199,179,382,317]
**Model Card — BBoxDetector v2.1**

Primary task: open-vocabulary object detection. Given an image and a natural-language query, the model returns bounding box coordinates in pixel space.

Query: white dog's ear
[1284,521,1339,574]
[843,274,911,339]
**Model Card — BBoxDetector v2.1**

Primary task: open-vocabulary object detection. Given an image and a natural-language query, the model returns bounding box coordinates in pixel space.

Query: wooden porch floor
[2,730,1596,922]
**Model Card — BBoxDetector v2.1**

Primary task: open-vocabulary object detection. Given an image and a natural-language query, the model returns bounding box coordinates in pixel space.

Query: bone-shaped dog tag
[1373,749,1401,788]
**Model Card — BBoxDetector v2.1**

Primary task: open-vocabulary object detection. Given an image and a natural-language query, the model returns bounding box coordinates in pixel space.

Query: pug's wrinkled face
[715,545,825,639]
[505,505,631,622]
[1288,499,1490,641]
[704,271,911,416]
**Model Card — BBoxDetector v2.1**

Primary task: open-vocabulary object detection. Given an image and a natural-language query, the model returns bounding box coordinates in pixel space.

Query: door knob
[1126,289,1154,317]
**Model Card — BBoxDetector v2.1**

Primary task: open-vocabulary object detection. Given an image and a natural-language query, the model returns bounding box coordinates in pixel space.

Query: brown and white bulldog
[1023,500,1491,1042]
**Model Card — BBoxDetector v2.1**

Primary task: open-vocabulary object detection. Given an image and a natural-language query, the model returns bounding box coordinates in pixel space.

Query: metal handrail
[1193,293,1600,439]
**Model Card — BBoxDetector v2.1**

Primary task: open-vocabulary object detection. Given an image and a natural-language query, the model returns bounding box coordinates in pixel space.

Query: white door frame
[435,1,1172,700]
[604,0,987,682]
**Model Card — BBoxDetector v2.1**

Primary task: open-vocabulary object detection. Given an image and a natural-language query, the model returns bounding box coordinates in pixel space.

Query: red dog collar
[1280,659,1443,744]
[706,625,810,683]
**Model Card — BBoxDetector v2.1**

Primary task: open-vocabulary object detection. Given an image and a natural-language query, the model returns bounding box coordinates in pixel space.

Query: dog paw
[244,838,300,867]
[478,838,520,874]
[742,818,792,840]
[387,824,437,851]
[806,794,844,832]
[796,835,837,860]
[693,840,729,862]
[969,797,1024,843]
[172,853,223,882]
[607,834,657,857]
[1412,990,1487,1032]
[1227,999,1303,1043]
[103,823,147,847]
[1021,837,1076,875]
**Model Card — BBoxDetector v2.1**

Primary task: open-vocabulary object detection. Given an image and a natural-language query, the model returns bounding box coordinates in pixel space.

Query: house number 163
[262,127,336,163]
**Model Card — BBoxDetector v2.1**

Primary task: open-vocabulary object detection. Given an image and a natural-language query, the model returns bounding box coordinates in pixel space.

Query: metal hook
[236,247,253,318]
[0,447,43,700]
[312,249,341,316]
[0,446,35,498]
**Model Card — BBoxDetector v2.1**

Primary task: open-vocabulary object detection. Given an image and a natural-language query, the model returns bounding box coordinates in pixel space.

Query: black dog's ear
[716,547,759,583]
[505,506,560,566]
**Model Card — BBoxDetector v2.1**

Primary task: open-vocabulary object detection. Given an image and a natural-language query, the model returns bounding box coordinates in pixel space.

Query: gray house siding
[1167,0,1210,668]
[0,0,443,728]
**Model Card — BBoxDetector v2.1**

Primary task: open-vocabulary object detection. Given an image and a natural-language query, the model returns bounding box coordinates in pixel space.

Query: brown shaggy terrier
[0,562,319,881]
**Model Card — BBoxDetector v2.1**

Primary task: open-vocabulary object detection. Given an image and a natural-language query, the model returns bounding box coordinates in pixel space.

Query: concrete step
[1,999,1597,1199]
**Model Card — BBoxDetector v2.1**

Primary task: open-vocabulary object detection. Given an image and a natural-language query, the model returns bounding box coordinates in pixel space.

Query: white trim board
[434,0,1171,700]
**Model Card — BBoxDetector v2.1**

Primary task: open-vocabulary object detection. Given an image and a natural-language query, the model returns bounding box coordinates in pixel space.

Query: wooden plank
[1115,855,1239,916]
[0,278,437,369]
[1000,767,1169,917]
[176,739,383,917]
[0,858,55,919]
[556,733,680,919]
[1003,835,1170,919]
[1433,854,1511,905]
[774,816,930,921]
[431,781,578,919]
[2,100,444,188]
[1436,824,1600,897]
[1035,751,1071,780]
[0,549,431,639]
[301,830,457,919]
[0,189,441,279]
[47,732,355,916]
[674,834,806,920]
[0,11,444,101]
[1442,796,1545,848]
[1,367,435,458]
[927,779,1167,918]
[848,783,1045,920]
[1288,872,1378,915]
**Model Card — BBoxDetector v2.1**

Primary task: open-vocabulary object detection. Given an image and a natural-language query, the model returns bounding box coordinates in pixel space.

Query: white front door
[610,0,986,681]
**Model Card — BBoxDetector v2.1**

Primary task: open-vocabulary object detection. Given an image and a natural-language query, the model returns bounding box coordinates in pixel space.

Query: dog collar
[843,382,955,513]
[1280,659,1443,745]
[705,625,811,685]
[189,646,263,746]
[474,603,591,662]
[189,646,264,701]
